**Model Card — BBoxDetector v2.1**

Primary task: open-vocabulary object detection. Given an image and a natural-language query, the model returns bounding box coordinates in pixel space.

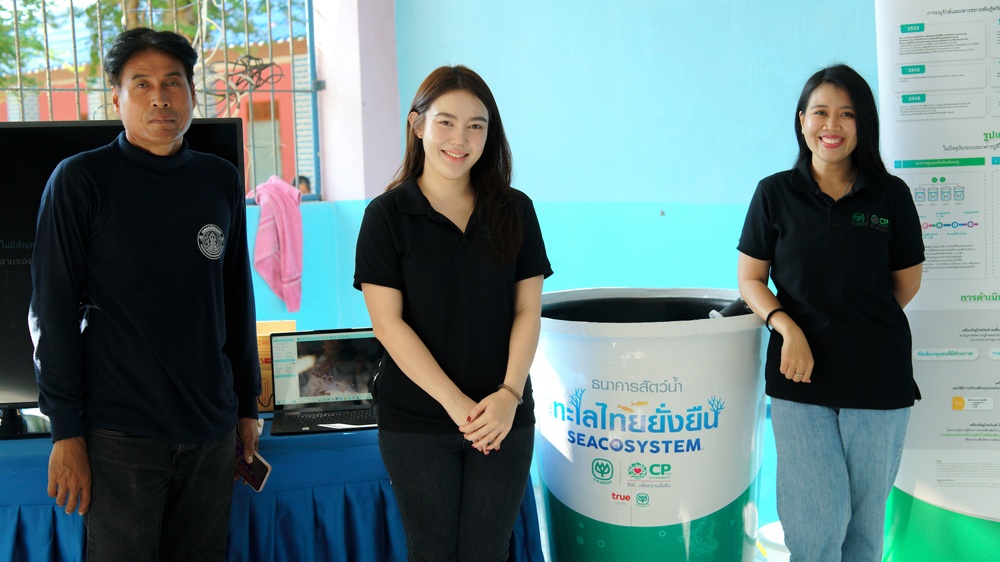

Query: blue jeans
[378,426,534,562]
[770,398,910,562]
[85,428,236,562]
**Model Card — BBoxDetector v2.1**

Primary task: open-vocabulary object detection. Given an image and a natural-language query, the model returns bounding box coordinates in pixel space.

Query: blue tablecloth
[0,421,545,561]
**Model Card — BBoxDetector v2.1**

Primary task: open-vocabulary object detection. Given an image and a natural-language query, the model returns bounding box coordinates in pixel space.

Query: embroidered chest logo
[869,214,889,232]
[197,224,225,259]
[849,212,889,232]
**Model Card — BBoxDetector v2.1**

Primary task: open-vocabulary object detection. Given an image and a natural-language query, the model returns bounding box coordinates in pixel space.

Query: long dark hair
[794,64,889,180]
[389,65,522,264]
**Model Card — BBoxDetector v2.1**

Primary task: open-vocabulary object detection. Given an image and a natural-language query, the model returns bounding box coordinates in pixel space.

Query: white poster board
[874,2,1000,560]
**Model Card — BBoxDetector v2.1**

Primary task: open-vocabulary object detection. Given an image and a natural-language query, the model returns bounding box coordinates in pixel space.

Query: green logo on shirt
[869,214,890,232]
[849,212,888,231]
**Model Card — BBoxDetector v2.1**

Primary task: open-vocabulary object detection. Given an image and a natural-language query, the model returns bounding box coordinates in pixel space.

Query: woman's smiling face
[798,83,858,169]
[410,89,489,186]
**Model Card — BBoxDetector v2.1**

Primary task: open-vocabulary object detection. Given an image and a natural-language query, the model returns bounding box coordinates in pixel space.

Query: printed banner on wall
[874,2,1000,560]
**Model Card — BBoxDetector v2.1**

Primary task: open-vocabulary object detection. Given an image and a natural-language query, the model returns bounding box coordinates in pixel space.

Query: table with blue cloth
[0,419,546,561]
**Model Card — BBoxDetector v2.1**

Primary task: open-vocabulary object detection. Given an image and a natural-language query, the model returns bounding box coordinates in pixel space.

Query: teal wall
[251,0,879,331]
[395,0,880,204]
[247,202,369,330]
[248,200,749,329]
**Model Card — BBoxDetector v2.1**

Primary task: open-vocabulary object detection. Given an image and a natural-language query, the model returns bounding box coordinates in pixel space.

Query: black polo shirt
[354,180,553,433]
[738,162,924,410]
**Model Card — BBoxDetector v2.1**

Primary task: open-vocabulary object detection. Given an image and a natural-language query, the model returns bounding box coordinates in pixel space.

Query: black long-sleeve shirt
[29,132,261,443]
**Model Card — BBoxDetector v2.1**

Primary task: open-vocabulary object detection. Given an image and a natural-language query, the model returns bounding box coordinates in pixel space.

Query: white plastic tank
[532,288,766,561]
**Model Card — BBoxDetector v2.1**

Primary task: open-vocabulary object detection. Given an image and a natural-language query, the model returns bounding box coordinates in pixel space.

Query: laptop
[269,328,382,435]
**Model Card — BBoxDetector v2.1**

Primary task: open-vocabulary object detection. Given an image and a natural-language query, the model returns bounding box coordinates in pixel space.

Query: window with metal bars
[0,0,320,200]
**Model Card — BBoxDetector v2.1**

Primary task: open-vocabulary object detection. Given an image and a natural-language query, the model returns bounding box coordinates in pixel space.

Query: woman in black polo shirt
[354,66,552,561]
[737,64,924,561]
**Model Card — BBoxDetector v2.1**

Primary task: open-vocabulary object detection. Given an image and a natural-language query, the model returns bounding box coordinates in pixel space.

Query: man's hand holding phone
[234,440,271,492]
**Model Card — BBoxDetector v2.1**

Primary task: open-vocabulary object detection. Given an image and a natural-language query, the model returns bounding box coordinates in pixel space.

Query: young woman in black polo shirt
[354,66,552,561]
[737,64,924,561]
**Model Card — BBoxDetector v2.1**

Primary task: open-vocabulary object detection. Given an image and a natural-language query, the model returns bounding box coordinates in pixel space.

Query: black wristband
[764,307,786,332]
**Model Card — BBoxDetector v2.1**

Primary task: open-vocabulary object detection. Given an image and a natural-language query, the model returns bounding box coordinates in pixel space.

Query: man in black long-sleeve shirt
[28,27,261,561]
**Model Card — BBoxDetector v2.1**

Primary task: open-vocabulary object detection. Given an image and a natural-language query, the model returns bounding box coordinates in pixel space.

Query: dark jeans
[85,428,236,562]
[379,425,534,562]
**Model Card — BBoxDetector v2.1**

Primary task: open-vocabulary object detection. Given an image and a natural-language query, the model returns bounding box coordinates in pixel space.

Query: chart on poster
[875,2,1000,560]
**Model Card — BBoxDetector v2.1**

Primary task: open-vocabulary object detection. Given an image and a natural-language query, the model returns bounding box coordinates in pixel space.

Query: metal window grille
[0,0,321,199]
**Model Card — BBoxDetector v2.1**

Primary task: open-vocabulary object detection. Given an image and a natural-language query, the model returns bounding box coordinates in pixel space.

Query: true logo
[198,224,225,259]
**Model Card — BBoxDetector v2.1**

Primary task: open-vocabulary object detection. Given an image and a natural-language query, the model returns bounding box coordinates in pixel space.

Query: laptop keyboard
[296,409,374,423]
[271,408,377,435]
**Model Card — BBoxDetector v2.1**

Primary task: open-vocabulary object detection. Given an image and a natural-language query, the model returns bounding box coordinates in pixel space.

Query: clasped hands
[452,389,520,456]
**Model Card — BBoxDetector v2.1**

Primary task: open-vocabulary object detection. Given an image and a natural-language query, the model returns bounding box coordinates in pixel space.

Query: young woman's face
[798,83,858,169]
[410,89,488,187]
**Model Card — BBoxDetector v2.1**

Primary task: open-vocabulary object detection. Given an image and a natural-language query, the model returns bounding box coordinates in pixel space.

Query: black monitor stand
[0,408,51,440]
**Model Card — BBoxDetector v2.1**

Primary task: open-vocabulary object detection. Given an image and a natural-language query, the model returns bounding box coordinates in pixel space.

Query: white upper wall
[314,0,399,201]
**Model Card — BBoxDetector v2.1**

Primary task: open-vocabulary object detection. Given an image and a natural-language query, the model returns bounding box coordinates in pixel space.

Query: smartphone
[234,440,272,492]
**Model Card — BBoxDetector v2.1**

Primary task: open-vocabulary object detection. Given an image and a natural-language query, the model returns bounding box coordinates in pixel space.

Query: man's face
[112,49,196,156]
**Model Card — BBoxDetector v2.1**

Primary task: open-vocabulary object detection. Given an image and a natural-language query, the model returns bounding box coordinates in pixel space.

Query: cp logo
[592,458,614,481]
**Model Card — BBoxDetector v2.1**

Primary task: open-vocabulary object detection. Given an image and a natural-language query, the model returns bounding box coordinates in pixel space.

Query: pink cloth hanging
[253,176,303,312]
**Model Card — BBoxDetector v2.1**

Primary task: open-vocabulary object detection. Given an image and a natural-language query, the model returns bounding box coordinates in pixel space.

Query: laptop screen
[270,328,383,409]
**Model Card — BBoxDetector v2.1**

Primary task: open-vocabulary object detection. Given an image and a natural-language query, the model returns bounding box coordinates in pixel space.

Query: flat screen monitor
[0,118,245,439]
